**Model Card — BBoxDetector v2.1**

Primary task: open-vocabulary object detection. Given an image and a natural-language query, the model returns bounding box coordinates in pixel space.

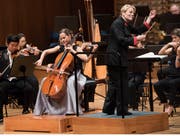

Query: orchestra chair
[137,82,149,111]
[81,46,108,112]
[81,77,108,112]
[81,76,97,112]
[163,89,180,113]
[174,90,180,112]
[4,88,21,117]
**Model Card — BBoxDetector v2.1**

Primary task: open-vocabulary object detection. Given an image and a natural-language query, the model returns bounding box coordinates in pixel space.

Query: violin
[18,44,42,56]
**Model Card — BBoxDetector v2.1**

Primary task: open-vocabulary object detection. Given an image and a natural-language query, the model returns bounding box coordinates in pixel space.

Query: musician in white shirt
[0,34,36,122]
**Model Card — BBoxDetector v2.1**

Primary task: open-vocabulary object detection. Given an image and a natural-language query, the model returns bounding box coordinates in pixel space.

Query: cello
[41,45,74,100]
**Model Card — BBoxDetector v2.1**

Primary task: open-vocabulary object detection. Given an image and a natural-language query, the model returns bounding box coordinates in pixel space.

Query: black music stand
[10,56,37,77]
[136,53,168,111]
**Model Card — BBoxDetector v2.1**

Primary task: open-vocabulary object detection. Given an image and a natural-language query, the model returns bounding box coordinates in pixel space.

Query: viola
[41,49,74,99]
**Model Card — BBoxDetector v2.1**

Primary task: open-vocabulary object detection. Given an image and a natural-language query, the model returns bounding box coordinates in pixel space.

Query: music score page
[136,52,168,59]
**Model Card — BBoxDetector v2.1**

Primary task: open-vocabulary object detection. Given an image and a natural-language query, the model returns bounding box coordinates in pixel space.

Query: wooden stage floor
[1,83,180,134]
[3,111,168,134]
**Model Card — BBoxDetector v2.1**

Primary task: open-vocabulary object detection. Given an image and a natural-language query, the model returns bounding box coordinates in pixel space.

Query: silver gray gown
[33,70,86,115]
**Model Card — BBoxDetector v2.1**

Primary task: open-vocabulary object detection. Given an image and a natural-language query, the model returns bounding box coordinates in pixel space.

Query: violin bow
[0,64,10,76]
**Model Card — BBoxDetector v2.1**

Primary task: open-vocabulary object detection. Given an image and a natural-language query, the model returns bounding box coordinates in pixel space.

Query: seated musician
[17,33,41,56]
[17,33,39,107]
[0,34,37,122]
[33,28,98,115]
[154,28,180,116]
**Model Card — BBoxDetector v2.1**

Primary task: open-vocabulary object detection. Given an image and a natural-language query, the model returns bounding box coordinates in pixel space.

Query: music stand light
[10,56,37,77]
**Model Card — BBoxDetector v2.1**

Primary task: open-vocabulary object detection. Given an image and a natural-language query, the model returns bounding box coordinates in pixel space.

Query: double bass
[41,46,74,100]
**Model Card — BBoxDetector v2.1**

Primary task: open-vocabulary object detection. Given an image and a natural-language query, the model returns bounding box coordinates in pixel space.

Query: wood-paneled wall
[0,0,71,49]
[0,0,114,50]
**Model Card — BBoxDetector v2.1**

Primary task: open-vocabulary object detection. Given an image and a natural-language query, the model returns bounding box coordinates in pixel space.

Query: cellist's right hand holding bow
[46,63,53,73]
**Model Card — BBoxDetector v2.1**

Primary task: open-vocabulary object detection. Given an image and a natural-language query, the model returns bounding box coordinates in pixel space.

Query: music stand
[135,53,168,111]
[10,56,37,77]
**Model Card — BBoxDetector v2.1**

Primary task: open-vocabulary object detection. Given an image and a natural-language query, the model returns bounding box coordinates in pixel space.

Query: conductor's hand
[0,72,2,77]
[146,9,156,24]
[136,34,146,42]
[148,10,156,20]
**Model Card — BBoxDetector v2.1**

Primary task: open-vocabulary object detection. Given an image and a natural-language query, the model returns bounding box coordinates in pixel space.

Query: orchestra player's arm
[158,43,173,55]
[175,46,180,68]
[35,45,60,66]
[67,43,98,62]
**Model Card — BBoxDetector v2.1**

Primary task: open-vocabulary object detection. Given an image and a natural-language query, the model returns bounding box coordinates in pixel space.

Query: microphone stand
[74,55,79,116]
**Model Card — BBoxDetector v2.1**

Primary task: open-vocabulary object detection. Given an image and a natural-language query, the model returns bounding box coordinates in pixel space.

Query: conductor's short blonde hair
[120,4,136,15]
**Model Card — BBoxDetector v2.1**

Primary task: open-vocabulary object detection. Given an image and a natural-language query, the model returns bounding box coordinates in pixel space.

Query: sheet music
[136,52,168,59]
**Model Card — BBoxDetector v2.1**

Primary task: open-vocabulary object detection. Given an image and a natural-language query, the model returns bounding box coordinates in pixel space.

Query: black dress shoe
[102,108,115,115]
[124,111,132,115]
[0,118,3,123]
[102,111,114,115]
[22,109,30,114]
[106,112,115,115]
[65,113,76,116]
[117,111,132,116]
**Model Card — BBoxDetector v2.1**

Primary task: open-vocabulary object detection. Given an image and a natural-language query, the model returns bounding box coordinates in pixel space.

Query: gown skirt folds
[33,70,86,115]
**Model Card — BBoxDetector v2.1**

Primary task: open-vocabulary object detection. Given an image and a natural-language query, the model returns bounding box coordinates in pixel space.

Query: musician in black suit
[0,35,35,122]
[102,4,156,116]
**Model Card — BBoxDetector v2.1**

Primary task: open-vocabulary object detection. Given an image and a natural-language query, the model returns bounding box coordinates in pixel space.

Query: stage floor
[4,111,168,134]
[1,83,180,134]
